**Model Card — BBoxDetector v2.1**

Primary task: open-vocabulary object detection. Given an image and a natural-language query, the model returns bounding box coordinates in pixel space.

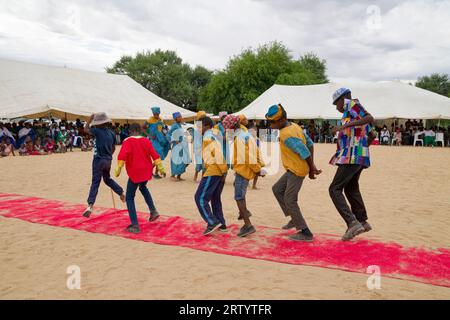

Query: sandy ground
[1,143,449,299]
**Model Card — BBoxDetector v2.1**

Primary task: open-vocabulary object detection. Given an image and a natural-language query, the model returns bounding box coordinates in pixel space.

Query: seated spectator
[380,126,391,145]
[1,137,15,157]
[17,122,36,148]
[44,136,55,154]
[81,135,93,152]
[394,127,402,146]
[32,137,47,155]
[56,127,68,153]
[424,128,436,147]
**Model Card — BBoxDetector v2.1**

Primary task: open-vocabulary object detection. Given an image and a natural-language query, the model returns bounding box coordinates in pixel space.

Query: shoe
[282,219,296,230]
[126,225,140,234]
[149,211,160,222]
[120,194,125,203]
[237,225,256,237]
[288,231,314,242]
[203,222,221,236]
[237,211,252,220]
[361,221,372,233]
[342,221,365,241]
[219,225,228,232]
[153,174,162,179]
[82,206,93,218]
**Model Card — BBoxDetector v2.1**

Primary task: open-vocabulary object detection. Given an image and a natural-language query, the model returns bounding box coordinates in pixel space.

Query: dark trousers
[329,164,368,227]
[87,158,123,205]
[272,171,308,230]
[195,176,226,226]
[126,179,157,226]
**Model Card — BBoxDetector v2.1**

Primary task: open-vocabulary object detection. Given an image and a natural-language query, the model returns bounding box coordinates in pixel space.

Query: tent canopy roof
[0,59,195,122]
[236,81,450,120]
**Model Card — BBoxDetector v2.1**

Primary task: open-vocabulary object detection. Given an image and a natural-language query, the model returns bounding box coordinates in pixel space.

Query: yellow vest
[279,123,310,177]
[202,129,228,177]
[232,130,264,180]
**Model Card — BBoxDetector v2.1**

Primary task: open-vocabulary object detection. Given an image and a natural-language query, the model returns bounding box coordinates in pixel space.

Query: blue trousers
[126,179,157,226]
[195,176,225,226]
[87,158,123,205]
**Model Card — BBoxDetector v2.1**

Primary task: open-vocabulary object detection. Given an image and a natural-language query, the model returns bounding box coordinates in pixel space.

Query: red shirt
[118,136,160,183]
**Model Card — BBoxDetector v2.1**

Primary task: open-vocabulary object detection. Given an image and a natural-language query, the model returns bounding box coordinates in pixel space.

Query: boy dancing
[265,104,322,242]
[194,117,228,235]
[115,123,166,233]
[222,115,266,237]
[83,113,124,218]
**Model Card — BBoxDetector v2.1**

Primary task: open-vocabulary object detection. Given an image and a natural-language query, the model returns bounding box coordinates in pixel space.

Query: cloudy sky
[0,0,449,81]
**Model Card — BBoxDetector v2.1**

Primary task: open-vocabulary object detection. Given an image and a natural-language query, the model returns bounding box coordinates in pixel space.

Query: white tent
[0,59,195,122]
[236,81,450,120]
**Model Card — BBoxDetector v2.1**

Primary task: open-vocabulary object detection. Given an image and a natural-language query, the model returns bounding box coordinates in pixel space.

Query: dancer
[83,113,125,218]
[193,111,207,182]
[266,104,322,242]
[115,123,166,233]
[239,114,249,132]
[329,88,374,241]
[167,112,191,181]
[145,106,170,179]
[222,115,265,237]
[194,117,228,235]
[215,111,231,170]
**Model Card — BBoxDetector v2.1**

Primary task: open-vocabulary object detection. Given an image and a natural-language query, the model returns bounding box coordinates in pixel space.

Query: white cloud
[0,0,449,80]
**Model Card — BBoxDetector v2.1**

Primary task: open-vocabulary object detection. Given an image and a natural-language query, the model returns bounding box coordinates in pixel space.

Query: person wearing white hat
[83,113,125,218]
[329,88,375,241]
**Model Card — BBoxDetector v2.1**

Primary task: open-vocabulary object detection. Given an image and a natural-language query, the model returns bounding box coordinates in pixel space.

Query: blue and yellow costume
[167,112,191,176]
[146,107,170,161]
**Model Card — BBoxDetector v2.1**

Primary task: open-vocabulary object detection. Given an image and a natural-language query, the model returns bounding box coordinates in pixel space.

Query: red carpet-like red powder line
[0,193,449,288]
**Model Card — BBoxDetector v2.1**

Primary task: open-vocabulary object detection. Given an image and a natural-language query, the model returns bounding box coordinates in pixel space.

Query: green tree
[416,73,450,98]
[199,42,328,113]
[106,50,211,111]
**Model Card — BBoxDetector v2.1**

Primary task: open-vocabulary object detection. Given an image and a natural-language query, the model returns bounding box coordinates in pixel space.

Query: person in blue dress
[145,106,170,179]
[193,111,207,182]
[167,112,191,181]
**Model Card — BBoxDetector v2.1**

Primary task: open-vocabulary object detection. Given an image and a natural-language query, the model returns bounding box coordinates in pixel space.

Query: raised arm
[84,114,95,135]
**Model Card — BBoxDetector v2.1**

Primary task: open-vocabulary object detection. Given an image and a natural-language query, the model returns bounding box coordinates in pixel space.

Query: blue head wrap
[151,106,161,114]
[265,104,283,121]
[172,112,182,120]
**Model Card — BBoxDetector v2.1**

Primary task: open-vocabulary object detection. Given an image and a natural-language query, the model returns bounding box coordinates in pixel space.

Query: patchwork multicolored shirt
[329,99,371,168]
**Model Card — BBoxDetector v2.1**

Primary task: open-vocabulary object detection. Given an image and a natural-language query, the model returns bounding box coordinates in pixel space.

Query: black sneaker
[153,174,162,179]
[126,225,140,234]
[282,219,296,230]
[342,221,365,241]
[361,221,372,233]
[288,231,314,242]
[149,211,160,222]
[82,206,93,218]
[219,225,228,232]
[237,225,256,237]
[203,222,221,236]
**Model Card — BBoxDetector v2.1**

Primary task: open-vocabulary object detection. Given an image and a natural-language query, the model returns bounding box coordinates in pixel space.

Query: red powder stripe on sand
[0,193,449,288]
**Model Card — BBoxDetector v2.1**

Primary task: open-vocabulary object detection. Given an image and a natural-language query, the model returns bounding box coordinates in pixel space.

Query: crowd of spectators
[1,118,449,158]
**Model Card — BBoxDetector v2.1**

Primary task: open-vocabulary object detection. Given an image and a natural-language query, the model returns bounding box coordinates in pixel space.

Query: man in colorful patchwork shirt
[329,88,375,241]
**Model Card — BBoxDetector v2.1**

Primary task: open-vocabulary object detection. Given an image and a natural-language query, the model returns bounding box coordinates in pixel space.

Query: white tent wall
[0,59,195,122]
[236,82,450,120]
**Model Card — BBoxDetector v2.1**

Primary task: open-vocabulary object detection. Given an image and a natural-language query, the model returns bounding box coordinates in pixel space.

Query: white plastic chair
[413,132,423,146]
[435,133,444,147]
